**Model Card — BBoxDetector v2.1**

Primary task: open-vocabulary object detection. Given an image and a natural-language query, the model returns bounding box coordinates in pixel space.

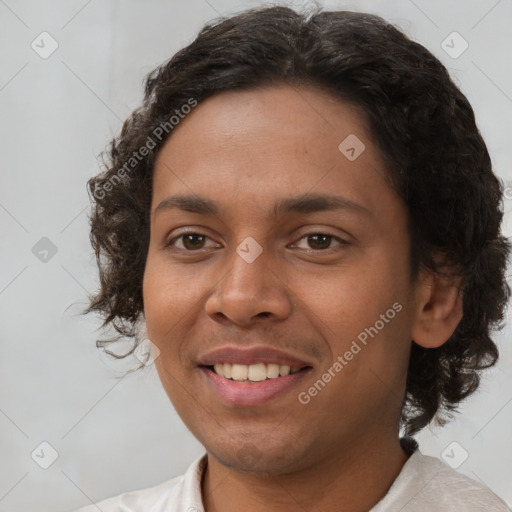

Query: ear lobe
[411,268,464,349]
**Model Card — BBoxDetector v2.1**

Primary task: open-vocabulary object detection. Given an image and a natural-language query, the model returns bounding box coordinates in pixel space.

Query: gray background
[0,0,511,510]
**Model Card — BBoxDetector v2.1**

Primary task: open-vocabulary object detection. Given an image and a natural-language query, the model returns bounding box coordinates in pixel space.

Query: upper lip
[197,345,313,367]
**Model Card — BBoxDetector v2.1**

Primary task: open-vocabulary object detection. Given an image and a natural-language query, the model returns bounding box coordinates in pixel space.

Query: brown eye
[306,234,333,250]
[168,233,210,250]
[182,234,206,250]
[294,233,346,251]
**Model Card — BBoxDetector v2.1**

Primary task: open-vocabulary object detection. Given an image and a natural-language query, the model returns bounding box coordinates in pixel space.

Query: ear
[411,263,464,349]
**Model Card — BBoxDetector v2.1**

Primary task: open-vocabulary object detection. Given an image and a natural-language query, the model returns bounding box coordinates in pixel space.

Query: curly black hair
[85,5,510,437]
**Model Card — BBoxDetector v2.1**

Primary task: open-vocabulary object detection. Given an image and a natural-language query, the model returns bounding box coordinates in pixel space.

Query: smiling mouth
[203,363,312,383]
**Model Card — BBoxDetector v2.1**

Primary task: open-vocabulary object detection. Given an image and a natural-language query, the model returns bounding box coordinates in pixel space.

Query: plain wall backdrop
[0,0,511,510]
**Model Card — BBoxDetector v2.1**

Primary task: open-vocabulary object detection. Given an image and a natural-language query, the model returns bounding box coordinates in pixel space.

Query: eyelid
[290,231,349,251]
[166,228,220,249]
[166,227,350,252]
[291,225,351,244]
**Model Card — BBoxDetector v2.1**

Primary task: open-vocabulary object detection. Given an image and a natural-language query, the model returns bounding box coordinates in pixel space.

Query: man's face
[143,85,419,474]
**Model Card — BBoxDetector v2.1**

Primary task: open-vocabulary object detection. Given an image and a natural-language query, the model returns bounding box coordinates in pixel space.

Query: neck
[201,433,411,512]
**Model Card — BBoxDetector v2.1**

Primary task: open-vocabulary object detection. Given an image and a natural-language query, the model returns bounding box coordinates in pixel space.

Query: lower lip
[200,366,311,407]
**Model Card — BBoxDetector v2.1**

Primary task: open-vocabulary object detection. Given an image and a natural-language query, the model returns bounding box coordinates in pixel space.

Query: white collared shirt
[73,448,510,511]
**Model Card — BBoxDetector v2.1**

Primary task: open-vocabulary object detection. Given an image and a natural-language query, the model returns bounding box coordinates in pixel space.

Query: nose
[204,244,293,327]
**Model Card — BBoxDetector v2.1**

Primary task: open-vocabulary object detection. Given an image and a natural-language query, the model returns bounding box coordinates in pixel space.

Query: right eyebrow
[154,193,372,219]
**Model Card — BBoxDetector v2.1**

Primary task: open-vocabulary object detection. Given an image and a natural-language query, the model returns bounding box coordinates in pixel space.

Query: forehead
[155,84,372,164]
[151,84,393,218]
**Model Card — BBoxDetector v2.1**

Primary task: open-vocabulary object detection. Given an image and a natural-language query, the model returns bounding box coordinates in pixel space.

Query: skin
[142,84,463,512]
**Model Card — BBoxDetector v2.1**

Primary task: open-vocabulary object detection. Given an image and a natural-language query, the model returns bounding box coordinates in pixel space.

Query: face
[143,84,419,474]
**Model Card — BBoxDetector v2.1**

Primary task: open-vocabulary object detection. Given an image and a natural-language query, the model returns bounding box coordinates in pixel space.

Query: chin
[205,435,310,475]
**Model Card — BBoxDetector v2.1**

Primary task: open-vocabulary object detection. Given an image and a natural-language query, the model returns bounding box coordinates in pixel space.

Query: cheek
[298,260,402,336]
[295,254,413,385]
[143,255,203,333]
[297,267,411,412]
[142,254,221,379]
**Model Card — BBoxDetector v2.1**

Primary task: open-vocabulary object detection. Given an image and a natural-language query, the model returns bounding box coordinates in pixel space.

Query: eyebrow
[154,194,371,217]
[154,193,371,218]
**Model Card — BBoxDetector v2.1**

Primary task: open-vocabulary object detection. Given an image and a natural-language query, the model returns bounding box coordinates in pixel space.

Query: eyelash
[166,230,349,253]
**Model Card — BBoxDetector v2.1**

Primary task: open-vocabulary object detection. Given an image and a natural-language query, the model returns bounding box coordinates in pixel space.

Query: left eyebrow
[154,193,372,218]
[272,193,371,218]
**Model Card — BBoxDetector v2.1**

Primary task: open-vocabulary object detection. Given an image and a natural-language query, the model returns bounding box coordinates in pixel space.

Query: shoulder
[71,454,207,512]
[373,448,510,512]
[420,453,510,511]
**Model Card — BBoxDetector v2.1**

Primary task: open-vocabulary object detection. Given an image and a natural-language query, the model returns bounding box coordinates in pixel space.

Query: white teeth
[231,364,248,381]
[266,363,280,378]
[248,363,267,381]
[214,363,233,378]
[279,365,290,376]
[211,363,306,381]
